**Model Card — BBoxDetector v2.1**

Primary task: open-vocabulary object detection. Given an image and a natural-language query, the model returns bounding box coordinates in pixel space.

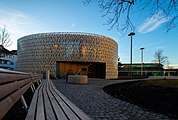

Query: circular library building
[16,32,118,79]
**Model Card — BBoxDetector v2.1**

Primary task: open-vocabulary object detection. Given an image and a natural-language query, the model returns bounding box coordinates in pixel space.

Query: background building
[165,69,178,76]
[118,63,164,78]
[0,45,17,70]
[0,55,17,70]
[16,32,118,79]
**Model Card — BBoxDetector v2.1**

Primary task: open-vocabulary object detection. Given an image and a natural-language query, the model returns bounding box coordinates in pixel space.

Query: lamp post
[140,47,144,77]
[128,32,135,78]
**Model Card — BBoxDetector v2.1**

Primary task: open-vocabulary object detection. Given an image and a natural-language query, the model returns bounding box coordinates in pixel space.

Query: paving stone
[53,79,176,120]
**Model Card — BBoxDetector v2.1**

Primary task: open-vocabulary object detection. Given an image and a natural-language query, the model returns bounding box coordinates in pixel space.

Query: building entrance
[56,61,106,79]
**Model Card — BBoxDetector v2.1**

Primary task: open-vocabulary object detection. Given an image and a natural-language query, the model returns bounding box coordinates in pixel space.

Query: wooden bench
[26,79,91,120]
[0,69,42,119]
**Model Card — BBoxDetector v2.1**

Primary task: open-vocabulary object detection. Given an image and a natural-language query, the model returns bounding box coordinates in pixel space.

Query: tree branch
[0,26,12,48]
[84,0,178,34]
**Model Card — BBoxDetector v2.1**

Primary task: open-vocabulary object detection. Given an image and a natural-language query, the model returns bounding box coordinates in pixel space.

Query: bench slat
[60,102,80,120]
[0,78,31,100]
[42,81,56,120]
[26,80,91,120]
[46,82,68,120]
[0,74,30,84]
[0,82,32,119]
[26,82,43,120]
[48,81,80,120]
[0,70,29,75]
[0,69,42,120]
[50,81,91,120]
[36,81,45,120]
[30,76,41,82]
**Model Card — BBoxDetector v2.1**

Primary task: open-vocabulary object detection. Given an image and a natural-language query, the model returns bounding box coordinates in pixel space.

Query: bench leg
[20,95,28,112]
[30,86,35,93]
[32,84,36,90]
[37,81,40,86]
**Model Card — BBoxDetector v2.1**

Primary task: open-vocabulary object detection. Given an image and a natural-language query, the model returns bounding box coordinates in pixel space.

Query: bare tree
[0,26,12,48]
[84,0,178,34]
[153,49,168,67]
[165,59,172,69]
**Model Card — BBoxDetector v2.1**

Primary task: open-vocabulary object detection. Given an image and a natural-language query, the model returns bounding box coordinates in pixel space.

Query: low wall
[68,75,88,84]
[148,76,178,80]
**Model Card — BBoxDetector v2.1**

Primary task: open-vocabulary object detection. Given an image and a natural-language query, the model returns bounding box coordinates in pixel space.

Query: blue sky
[0,0,177,68]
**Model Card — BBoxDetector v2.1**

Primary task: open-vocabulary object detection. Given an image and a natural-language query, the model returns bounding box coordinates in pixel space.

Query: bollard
[46,70,50,80]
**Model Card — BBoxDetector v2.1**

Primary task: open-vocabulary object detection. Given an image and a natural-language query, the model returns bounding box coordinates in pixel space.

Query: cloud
[169,64,178,69]
[138,11,170,33]
[143,41,162,48]
[0,8,46,50]
[71,23,76,29]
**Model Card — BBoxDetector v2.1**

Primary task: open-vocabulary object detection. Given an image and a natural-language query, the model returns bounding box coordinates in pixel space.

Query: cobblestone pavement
[52,79,176,120]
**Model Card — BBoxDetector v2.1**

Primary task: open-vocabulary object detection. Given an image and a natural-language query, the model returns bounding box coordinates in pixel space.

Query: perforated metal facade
[16,32,118,79]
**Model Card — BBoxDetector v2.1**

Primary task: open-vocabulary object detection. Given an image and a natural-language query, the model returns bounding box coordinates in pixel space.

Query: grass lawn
[145,79,178,88]
[103,79,178,119]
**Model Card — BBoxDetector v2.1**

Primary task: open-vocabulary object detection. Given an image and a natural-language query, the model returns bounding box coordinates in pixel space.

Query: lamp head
[140,48,144,50]
[128,32,135,36]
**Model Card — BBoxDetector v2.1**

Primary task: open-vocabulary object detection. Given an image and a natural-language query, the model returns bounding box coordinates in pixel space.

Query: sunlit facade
[16,32,118,79]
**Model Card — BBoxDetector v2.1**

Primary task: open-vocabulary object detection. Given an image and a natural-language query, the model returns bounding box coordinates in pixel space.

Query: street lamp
[140,47,144,77]
[128,32,135,78]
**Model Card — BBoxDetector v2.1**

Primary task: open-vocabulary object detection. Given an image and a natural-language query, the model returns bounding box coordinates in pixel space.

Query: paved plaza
[52,79,176,120]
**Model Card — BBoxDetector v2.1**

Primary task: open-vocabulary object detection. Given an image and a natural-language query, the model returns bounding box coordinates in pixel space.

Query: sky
[0,0,177,68]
